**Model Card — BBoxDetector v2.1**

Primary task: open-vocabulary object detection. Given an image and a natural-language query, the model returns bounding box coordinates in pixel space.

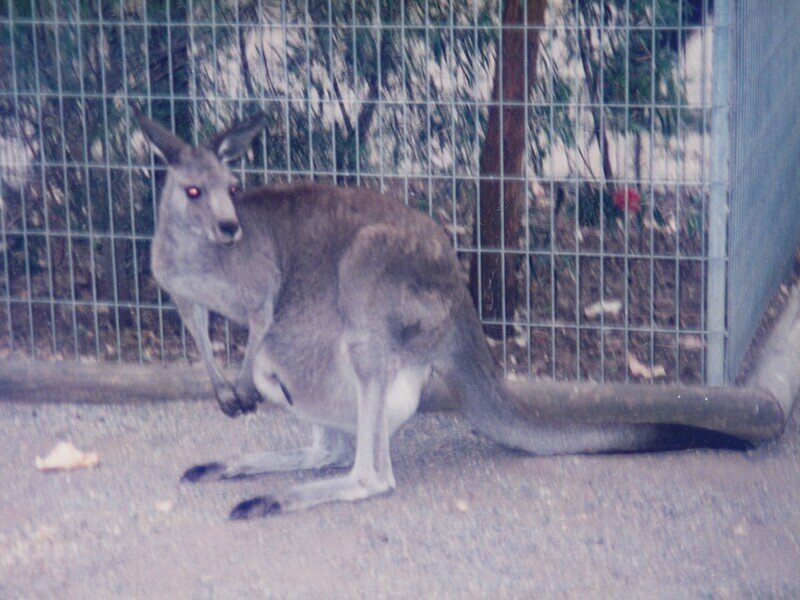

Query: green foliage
[537,0,700,226]
[565,1,692,140]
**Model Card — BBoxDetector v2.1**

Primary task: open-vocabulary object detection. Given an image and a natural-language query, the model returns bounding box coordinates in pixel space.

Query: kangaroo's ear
[129,103,189,165]
[204,111,266,165]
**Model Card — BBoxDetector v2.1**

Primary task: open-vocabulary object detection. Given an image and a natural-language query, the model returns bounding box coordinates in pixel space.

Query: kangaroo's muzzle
[216,220,242,244]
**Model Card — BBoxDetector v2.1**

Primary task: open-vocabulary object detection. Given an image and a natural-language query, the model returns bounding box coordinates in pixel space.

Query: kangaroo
[133,109,666,520]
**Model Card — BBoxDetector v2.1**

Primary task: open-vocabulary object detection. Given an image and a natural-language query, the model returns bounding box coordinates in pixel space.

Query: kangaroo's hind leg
[228,334,405,519]
[181,425,353,483]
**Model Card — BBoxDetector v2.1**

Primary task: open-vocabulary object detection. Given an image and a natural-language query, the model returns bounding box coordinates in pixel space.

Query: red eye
[185,186,201,199]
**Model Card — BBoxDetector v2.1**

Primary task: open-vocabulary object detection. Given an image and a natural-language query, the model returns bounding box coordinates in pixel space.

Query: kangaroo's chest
[151,238,259,323]
[171,271,254,322]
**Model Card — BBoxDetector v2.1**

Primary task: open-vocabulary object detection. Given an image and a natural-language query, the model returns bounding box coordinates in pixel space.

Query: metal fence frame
[706,0,729,385]
[723,0,800,384]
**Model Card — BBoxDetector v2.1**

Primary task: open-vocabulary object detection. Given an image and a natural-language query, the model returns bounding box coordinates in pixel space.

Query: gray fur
[133,111,663,519]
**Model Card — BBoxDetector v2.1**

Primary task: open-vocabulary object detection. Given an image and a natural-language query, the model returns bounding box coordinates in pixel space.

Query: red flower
[612,188,641,213]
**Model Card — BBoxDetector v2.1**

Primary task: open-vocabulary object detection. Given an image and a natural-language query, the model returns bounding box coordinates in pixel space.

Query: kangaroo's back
[236,181,447,260]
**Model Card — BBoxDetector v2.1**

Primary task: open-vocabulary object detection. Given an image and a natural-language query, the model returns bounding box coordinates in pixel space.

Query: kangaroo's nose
[218,220,241,239]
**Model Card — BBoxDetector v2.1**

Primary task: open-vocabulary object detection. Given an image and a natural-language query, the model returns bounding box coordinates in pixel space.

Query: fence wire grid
[0,0,791,387]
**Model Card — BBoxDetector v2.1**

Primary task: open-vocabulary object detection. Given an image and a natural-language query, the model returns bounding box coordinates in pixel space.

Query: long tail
[446,302,671,455]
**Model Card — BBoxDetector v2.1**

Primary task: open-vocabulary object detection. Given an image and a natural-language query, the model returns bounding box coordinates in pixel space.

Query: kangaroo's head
[131,106,265,245]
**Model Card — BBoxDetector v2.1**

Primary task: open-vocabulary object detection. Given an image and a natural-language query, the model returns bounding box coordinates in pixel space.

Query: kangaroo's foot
[228,471,393,520]
[181,426,353,483]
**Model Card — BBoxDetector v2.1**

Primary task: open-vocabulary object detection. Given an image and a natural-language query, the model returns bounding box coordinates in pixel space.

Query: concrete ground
[1,397,799,599]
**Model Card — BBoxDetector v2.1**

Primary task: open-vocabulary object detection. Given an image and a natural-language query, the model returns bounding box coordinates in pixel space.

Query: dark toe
[241,386,264,405]
[229,495,282,520]
[180,462,225,483]
[219,402,242,418]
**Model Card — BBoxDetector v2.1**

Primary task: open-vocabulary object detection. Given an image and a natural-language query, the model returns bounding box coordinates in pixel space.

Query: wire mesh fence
[0,0,748,386]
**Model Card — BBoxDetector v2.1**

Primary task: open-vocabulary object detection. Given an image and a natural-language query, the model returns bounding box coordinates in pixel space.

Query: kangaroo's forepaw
[180,462,225,483]
[229,495,282,520]
[216,384,257,417]
[234,381,264,407]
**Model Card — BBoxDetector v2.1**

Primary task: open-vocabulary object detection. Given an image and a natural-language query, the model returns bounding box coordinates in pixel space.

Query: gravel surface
[1,397,799,599]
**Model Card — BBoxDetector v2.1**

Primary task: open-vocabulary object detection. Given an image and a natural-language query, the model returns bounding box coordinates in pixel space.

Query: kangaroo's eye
[185,186,202,200]
[229,185,238,197]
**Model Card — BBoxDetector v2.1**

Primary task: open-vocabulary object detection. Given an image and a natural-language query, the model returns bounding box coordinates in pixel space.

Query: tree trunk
[470,0,547,329]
